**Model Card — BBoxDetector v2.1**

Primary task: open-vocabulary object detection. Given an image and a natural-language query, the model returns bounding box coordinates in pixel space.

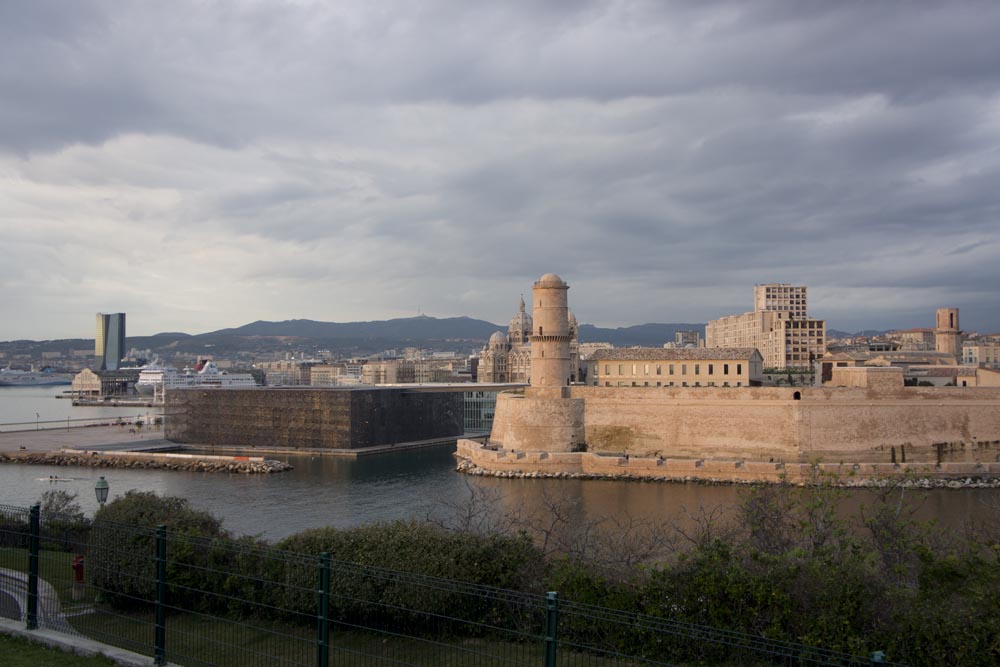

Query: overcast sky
[2,1,999,340]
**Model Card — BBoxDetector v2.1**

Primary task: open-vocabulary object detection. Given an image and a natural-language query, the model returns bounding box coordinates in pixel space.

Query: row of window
[597,381,744,387]
[596,362,744,376]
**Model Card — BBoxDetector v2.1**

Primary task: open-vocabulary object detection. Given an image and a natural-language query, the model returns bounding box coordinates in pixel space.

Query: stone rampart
[566,386,1000,464]
[457,439,1000,486]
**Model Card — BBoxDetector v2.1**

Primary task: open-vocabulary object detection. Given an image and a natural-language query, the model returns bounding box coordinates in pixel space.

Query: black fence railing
[0,503,903,667]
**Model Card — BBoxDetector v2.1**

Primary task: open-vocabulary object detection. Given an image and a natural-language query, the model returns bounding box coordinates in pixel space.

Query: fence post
[154,525,167,666]
[26,504,40,630]
[317,552,331,667]
[544,591,559,667]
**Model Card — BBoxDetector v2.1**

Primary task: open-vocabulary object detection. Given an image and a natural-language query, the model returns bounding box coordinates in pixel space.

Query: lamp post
[94,476,110,507]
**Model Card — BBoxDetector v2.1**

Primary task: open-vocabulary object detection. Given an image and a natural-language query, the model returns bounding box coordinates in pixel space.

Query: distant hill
[827,328,893,339]
[0,316,709,358]
[212,316,500,341]
[579,323,706,348]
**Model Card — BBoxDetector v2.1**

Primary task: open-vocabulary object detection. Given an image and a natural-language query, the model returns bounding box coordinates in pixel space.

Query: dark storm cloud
[0,1,999,338]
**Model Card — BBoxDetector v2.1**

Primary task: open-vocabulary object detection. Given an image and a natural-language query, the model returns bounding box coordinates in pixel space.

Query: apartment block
[706,284,825,370]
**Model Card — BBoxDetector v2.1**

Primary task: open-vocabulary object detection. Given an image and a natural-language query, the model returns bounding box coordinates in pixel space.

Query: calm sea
[0,385,996,542]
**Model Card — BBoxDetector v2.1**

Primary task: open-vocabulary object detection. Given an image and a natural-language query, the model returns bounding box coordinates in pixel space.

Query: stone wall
[566,386,1000,463]
[457,439,1000,486]
[166,388,464,449]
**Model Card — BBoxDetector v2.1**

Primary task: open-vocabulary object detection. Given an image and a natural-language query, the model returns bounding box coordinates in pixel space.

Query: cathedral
[478,295,580,383]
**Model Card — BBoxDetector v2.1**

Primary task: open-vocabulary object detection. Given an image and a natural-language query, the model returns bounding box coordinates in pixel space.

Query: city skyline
[2,2,999,339]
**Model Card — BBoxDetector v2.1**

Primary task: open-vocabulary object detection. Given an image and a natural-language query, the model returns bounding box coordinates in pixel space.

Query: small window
[656,382,661,387]
[644,364,649,375]
[724,363,729,374]
[619,364,624,375]
[695,364,700,375]
[708,364,714,375]
[682,381,688,387]
[604,364,609,375]
[632,364,637,375]
[669,381,675,386]
[737,364,743,375]
[736,382,742,387]
[656,364,661,375]
[682,364,687,375]
[669,364,675,375]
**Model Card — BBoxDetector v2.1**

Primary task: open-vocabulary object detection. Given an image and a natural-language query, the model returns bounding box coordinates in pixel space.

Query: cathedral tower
[530,273,572,391]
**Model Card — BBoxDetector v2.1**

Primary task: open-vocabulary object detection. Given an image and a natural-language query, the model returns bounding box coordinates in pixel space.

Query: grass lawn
[0,632,116,667]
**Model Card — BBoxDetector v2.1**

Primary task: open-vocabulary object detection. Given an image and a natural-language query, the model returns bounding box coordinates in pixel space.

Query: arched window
[793,391,802,400]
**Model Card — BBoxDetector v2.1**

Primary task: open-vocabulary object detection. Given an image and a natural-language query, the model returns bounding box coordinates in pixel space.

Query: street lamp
[94,477,110,507]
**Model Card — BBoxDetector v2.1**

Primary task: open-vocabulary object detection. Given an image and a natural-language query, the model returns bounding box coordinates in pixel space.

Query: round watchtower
[531,273,572,389]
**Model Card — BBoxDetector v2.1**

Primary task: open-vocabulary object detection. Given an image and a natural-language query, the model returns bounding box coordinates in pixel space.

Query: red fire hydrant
[72,555,85,601]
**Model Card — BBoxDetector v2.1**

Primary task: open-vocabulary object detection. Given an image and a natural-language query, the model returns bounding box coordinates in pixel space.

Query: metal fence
[0,503,903,667]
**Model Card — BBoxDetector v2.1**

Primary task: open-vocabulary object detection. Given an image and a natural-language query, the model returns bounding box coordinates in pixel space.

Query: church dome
[536,273,566,287]
[488,331,508,347]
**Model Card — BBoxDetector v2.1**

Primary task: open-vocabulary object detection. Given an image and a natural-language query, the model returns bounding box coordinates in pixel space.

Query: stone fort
[458,274,1000,483]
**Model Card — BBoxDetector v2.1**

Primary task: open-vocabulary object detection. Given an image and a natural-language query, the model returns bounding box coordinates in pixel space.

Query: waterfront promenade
[0,425,157,454]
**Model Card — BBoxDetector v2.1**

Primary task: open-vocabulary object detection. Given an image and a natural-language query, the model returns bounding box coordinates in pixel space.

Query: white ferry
[135,361,257,396]
[0,367,73,387]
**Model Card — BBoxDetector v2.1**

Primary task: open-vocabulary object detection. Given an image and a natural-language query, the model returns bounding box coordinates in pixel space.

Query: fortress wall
[489,392,584,452]
[458,439,1000,483]
[563,386,1000,464]
[570,386,801,461]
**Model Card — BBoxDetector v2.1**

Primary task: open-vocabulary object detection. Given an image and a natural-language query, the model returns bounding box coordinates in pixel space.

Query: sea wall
[166,387,464,450]
[456,439,1000,487]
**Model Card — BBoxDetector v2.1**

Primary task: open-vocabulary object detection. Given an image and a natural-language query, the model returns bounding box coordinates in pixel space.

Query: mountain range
[1,316,708,358]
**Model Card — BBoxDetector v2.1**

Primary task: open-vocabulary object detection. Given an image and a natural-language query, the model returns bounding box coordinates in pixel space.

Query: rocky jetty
[0,451,292,474]
[455,457,1000,489]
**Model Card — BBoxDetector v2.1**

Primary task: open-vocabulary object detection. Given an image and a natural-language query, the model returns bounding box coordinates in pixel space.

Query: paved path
[0,568,75,633]
[0,426,159,454]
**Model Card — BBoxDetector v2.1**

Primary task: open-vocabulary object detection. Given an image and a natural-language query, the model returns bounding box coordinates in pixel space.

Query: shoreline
[455,458,1000,488]
[0,449,291,474]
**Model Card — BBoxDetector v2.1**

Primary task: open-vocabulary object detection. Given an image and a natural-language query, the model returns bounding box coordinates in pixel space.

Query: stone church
[478,295,580,383]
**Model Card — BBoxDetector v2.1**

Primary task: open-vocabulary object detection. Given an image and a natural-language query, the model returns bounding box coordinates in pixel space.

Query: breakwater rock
[0,451,292,474]
[455,458,1000,489]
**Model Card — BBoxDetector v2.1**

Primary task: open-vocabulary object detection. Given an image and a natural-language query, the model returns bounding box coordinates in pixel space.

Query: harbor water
[0,386,997,542]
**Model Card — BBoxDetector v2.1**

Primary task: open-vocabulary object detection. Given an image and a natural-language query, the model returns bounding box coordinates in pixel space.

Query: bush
[275,521,544,634]
[88,491,230,607]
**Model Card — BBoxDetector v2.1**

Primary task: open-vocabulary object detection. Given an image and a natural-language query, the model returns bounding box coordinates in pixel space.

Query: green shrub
[275,520,544,634]
[88,491,230,608]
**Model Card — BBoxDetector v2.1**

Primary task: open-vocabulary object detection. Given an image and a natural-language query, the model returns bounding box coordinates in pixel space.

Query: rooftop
[588,347,760,361]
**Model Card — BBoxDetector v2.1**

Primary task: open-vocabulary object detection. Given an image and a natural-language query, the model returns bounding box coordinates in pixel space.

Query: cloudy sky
[2,1,999,340]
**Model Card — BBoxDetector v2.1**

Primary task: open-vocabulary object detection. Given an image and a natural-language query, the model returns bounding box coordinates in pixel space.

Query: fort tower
[530,273,572,392]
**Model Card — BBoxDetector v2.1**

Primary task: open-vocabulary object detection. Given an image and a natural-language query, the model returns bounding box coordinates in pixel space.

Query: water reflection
[0,445,997,544]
